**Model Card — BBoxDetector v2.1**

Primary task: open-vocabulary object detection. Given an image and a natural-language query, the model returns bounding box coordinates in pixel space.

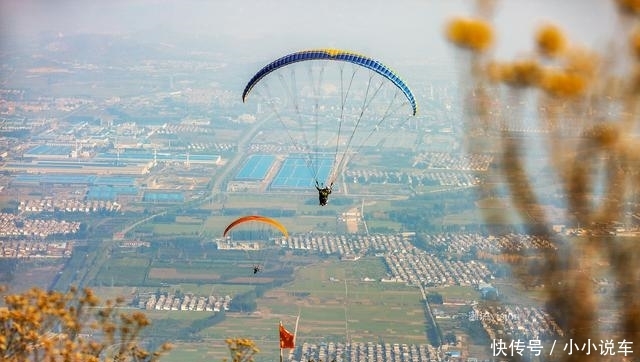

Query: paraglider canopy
[223,215,289,238]
[242,48,417,116]
[242,48,418,190]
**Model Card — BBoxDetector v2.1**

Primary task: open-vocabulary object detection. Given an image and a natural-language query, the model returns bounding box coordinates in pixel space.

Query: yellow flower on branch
[0,286,171,362]
[585,124,620,149]
[632,64,640,93]
[445,17,494,53]
[224,338,259,362]
[535,23,567,58]
[501,59,543,88]
[630,27,640,60]
[540,69,587,97]
[615,0,640,15]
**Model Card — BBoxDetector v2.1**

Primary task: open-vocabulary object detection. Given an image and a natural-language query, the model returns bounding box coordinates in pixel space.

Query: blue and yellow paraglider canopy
[242,48,417,116]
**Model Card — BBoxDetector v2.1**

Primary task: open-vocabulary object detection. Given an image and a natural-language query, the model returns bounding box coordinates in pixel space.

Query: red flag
[279,322,295,349]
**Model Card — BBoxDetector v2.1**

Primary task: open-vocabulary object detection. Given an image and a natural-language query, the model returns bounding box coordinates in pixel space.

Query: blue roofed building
[142,191,184,203]
[23,145,73,159]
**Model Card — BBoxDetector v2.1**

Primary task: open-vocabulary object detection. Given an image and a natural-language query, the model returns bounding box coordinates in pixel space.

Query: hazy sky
[0,0,620,66]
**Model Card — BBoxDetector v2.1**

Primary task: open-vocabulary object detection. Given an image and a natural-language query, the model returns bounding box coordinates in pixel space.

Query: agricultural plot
[152,222,201,235]
[223,258,427,344]
[162,342,230,362]
[148,257,263,283]
[95,256,150,286]
[95,244,450,361]
[148,267,220,282]
[92,240,290,288]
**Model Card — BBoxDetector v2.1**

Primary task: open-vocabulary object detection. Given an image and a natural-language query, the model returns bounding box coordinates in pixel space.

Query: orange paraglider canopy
[223,215,289,238]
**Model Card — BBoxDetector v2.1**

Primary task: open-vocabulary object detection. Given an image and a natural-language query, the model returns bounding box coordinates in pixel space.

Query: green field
[148,257,430,362]
[152,223,201,235]
[96,256,150,286]
[209,193,321,212]
[162,342,230,362]
[232,259,423,346]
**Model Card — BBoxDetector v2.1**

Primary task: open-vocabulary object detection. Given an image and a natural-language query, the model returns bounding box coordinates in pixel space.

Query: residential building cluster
[0,213,81,239]
[412,152,493,171]
[187,142,235,152]
[471,304,564,341]
[248,142,305,154]
[155,123,214,135]
[279,233,493,287]
[383,249,492,287]
[138,293,232,312]
[289,341,441,362]
[342,151,494,187]
[422,233,557,254]
[0,240,72,258]
[118,240,151,248]
[345,169,479,187]
[280,233,412,257]
[18,199,121,213]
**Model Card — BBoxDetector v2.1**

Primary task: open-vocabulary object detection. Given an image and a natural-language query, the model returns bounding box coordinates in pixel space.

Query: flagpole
[293,310,301,346]
[279,320,283,362]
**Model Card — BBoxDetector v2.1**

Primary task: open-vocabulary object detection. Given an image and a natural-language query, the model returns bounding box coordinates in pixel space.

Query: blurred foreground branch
[446,1,640,361]
[0,286,172,362]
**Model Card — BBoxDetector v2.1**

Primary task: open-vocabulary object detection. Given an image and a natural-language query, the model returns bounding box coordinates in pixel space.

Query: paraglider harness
[315,180,333,206]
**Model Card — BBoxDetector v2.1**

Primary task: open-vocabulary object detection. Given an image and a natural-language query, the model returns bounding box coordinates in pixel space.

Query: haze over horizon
[1,0,619,66]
